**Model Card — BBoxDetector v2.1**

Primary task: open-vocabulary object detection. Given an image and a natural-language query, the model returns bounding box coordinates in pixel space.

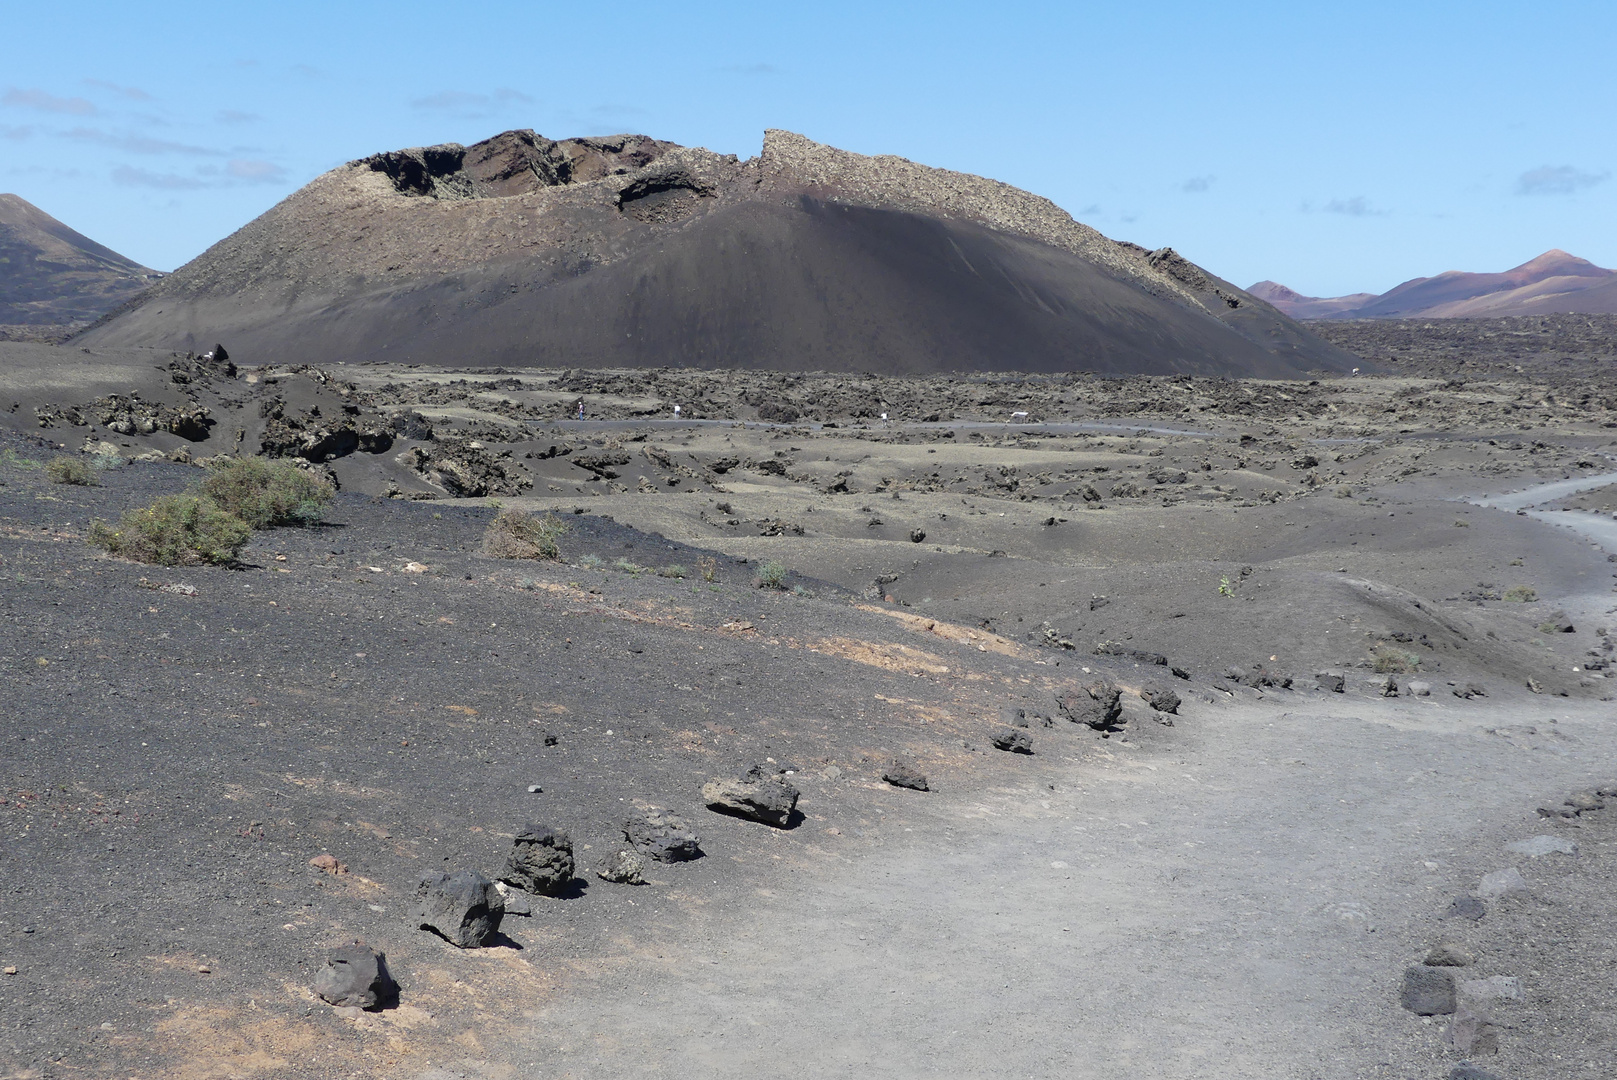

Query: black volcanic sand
[4,325,1617,1078]
[81,198,1352,379]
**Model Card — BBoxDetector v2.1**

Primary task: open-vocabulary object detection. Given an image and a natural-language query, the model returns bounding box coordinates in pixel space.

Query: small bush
[484,509,567,560]
[658,564,686,579]
[200,457,334,528]
[697,556,717,583]
[758,560,788,590]
[46,456,98,486]
[579,554,603,570]
[87,495,251,566]
[1371,645,1421,674]
[613,558,644,575]
[1503,585,1537,603]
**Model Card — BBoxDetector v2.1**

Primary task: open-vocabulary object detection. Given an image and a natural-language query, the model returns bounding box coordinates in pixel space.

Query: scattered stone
[1379,675,1399,697]
[822,765,843,781]
[1446,1006,1499,1056]
[491,882,532,916]
[1453,682,1487,699]
[308,853,348,876]
[414,869,504,948]
[909,528,926,543]
[596,848,647,885]
[1316,671,1345,693]
[1449,1065,1501,1080]
[501,824,575,896]
[1443,894,1486,921]
[1505,835,1577,857]
[1400,965,1457,1015]
[1424,942,1475,967]
[526,784,543,794]
[1002,706,1029,728]
[312,944,395,1009]
[1057,682,1123,729]
[1407,680,1432,697]
[1141,687,1180,714]
[623,808,702,862]
[989,728,1034,754]
[882,762,930,791]
[702,768,800,827]
[1566,790,1605,812]
[1477,867,1530,901]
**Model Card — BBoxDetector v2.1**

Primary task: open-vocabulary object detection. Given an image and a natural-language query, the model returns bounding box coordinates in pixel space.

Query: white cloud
[2,87,96,115]
[83,79,153,101]
[1323,196,1386,217]
[1515,165,1609,196]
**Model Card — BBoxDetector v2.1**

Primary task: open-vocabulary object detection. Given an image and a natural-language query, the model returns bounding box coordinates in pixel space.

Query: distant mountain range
[1251,250,1617,320]
[0,194,162,328]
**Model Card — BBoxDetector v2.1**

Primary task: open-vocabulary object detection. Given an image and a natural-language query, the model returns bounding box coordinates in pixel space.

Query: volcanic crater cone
[79,129,1356,377]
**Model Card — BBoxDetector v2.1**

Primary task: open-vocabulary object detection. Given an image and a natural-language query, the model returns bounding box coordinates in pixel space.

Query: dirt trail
[516,696,1615,1080]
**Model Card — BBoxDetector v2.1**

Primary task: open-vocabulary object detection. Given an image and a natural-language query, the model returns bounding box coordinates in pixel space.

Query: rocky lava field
[2,318,1617,1079]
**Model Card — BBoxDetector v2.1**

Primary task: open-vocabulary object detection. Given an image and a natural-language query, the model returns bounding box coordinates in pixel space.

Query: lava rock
[1566,790,1605,812]
[415,869,504,948]
[313,944,395,1009]
[1477,867,1529,901]
[596,849,647,885]
[1380,675,1399,697]
[1443,894,1486,921]
[1401,965,1458,1015]
[909,528,926,543]
[1142,687,1180,714]
[1449,1063,1502,1079]
[1002,706,1029,728]
[989,728,1034,754]
[702,773,800,827]
[501,824,575,896]
[1446,1006,1498,1056]
[1057,682,1123,729]
[1453,682,1487,699]
[1424,942,1475,967]
[1316,671,1345,693]
[882,762,930,791]
[1407,680,1432,697]
[623,808,702,862]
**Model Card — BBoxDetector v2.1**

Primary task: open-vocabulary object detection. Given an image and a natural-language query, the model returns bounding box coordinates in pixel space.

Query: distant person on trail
[576,399,585,421]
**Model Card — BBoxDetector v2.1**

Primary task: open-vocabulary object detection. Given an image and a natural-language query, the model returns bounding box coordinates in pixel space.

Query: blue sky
[3,1,1613,296]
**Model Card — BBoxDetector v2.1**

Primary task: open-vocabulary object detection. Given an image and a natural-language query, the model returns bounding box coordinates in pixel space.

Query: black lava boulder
[415,869,504,948]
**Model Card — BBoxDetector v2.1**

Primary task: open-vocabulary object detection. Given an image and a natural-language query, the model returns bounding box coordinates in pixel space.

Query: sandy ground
[530,695,1616,1080]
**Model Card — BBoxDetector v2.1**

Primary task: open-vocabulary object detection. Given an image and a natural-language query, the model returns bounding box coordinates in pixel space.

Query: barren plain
[2,315,1616,1079]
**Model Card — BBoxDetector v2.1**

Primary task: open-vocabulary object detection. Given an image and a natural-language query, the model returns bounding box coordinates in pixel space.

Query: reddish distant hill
[1252,250,1617,319]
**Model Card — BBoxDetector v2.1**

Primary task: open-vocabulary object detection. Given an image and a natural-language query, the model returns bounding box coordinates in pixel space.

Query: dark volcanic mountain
[0,194,161,328]
[1253,249,1617,320]
[79,130,1356,377]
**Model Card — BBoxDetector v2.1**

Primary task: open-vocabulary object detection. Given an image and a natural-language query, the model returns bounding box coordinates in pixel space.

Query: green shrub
[579,554,603,570]
[46,456,98,486]
[658,564,687,579]
[758,560,788,590]
[1503,585,1537,603]
[1371,645,1421,674]
[87,495,251,566]
[200,457,334,528]
[484,509,567,560]
[612,557,644,575]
